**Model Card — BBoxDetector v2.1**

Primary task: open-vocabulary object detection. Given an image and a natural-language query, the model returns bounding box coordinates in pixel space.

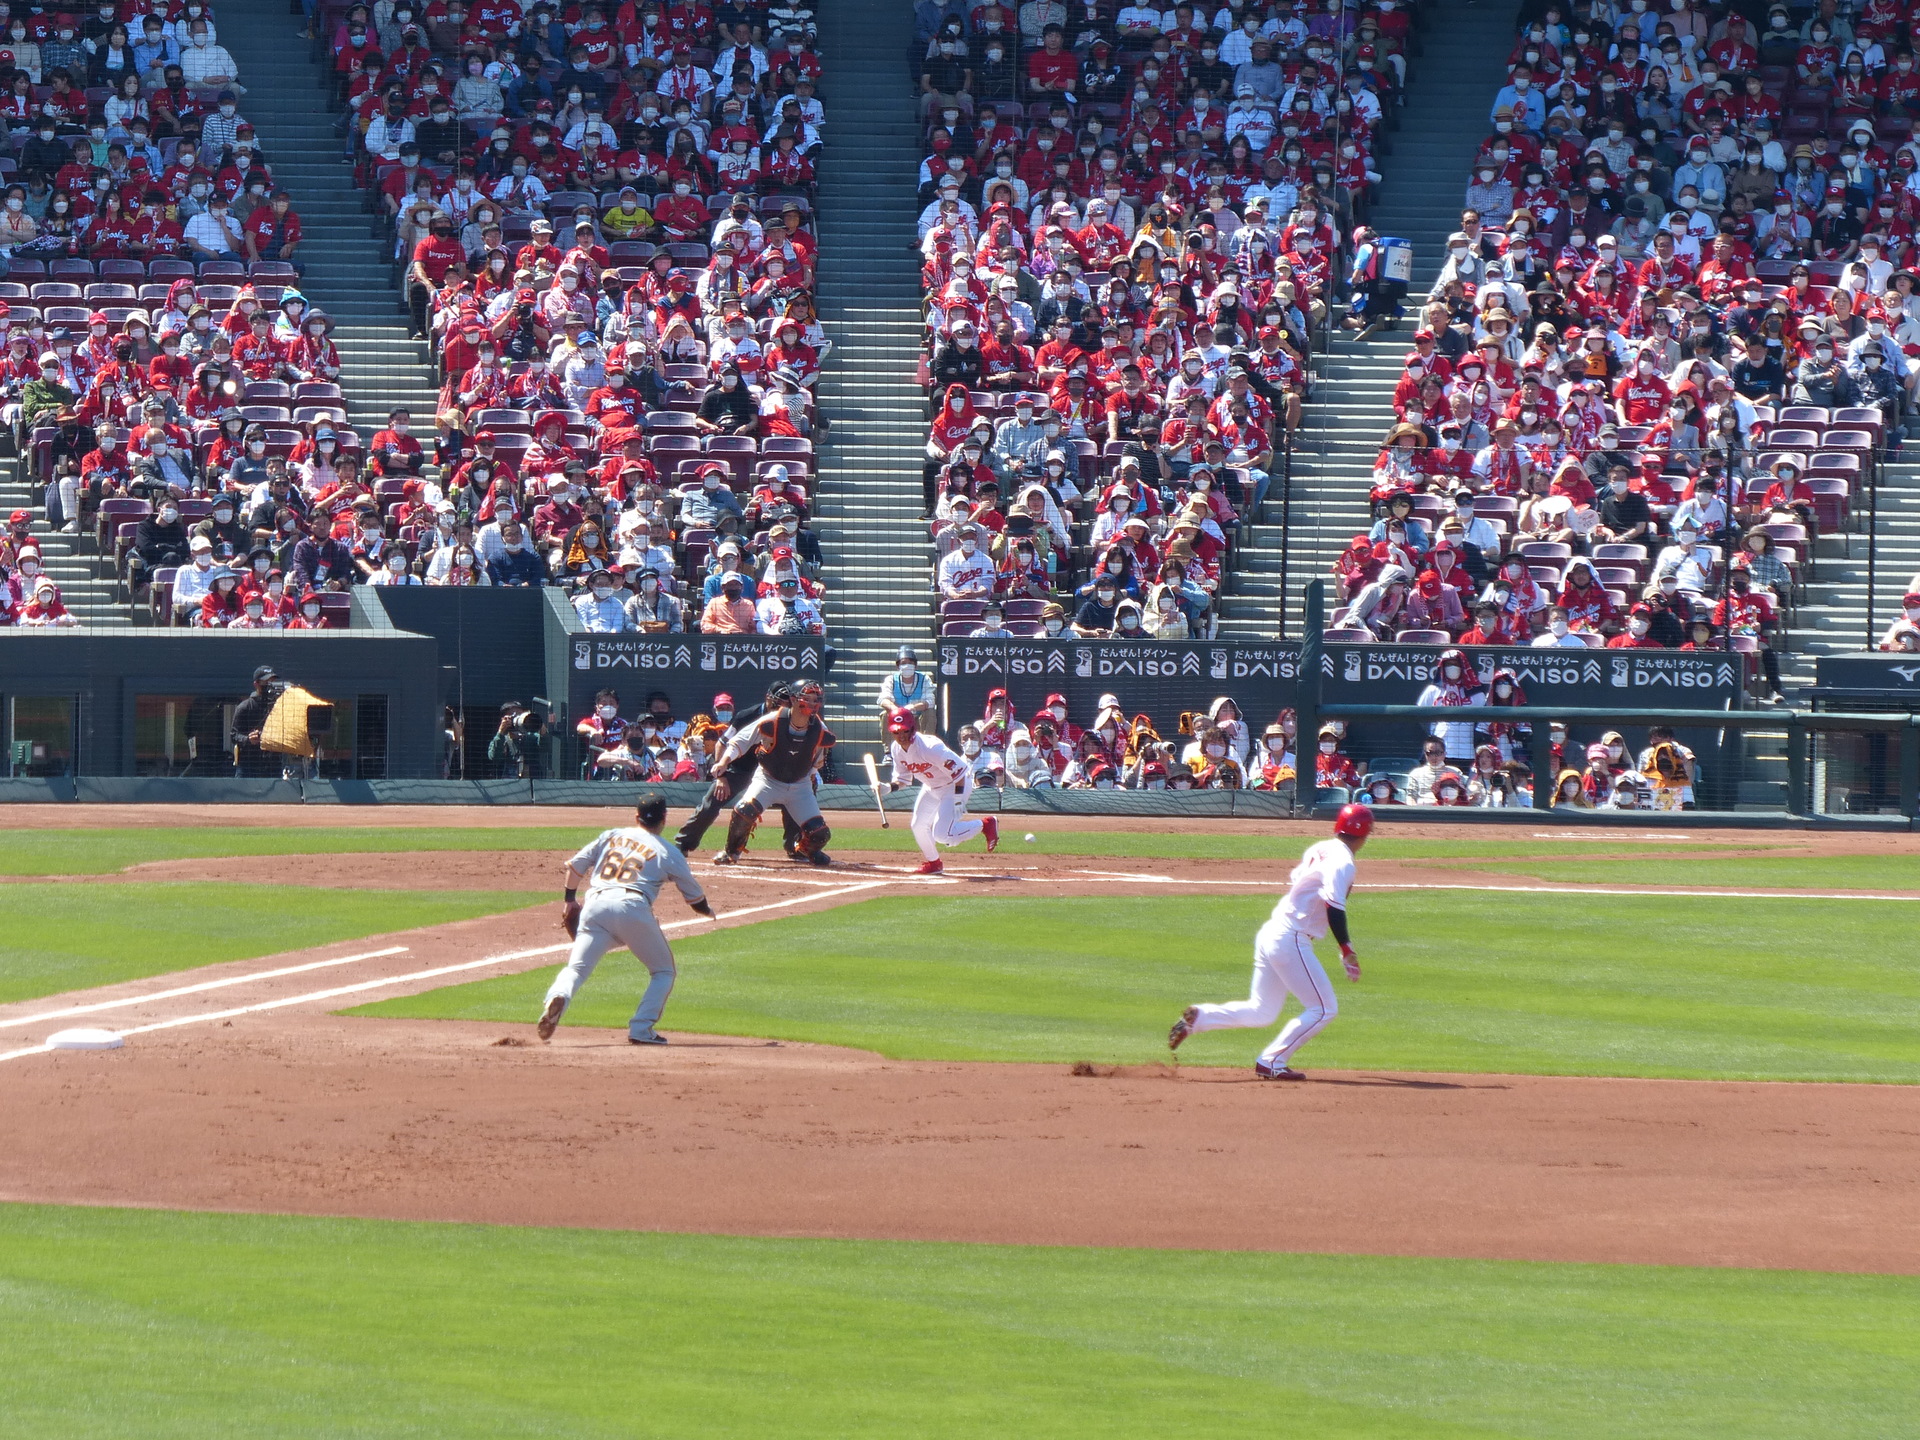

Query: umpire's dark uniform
[674,703,802,854]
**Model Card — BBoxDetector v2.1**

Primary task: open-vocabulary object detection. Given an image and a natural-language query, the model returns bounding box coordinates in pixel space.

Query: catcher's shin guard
[723,800,762,857]
[798,817,832,865]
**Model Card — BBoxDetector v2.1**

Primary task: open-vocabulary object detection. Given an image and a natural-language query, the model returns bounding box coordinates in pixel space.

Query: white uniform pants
[543,888,677,1040]
[1189,923,1338,1066]
[912,780,982,861]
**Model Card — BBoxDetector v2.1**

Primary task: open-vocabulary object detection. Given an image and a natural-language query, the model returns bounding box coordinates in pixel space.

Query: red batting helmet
[1333,803,1374,844]
[884,708,918,739]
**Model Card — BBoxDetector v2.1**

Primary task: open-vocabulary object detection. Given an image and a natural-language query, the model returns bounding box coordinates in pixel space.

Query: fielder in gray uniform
[537,793,717,1045]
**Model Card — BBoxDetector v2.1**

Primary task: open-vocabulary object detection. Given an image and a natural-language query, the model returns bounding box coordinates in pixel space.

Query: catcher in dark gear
[709,678,836,866]
[674,681,806,854]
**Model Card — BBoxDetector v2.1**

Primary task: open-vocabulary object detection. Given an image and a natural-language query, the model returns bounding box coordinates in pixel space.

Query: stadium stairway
[223,0,444,438]
[1217,0,1524,639]
[810,0,928,746]
[10,0,444,629]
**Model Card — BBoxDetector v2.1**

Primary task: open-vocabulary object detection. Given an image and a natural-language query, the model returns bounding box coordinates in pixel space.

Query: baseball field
[1,804,1916,1437]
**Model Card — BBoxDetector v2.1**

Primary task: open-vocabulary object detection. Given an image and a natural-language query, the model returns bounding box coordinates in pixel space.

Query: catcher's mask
[791,679,825,712]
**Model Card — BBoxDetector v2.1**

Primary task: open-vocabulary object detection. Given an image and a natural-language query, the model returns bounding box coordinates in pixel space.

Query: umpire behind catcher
[674,681,801,856]
[537,793,718,1046]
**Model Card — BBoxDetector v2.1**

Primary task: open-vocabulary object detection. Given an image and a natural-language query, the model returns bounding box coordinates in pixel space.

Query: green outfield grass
[0,827,602,875]
[0,824,1749,874]
[0,884,545,1005]
[0,1204,1911,1439]
[1442,854,1920,891]
[359,894,1920,1083]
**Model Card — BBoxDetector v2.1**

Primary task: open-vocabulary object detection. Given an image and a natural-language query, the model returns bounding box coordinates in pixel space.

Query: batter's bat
[862,752,890,828]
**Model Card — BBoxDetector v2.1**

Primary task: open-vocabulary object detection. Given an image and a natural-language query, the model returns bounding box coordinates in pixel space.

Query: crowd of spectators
[0,1,328,628]
[332,0,831,635]
[914,0,1401,639]
[1335,0,1920,701]
[861,645,1699,804]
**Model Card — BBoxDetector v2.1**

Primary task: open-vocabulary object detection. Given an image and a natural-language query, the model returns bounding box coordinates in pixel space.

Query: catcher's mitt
[561,900,582,938]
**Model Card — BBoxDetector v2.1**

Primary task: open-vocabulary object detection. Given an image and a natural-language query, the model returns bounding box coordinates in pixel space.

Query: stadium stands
[913,0,1404,639]
[1336,0,1920,697]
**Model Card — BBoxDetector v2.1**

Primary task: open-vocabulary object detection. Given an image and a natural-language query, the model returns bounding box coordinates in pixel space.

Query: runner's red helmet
[1332,803,1374,845]
[884,708,918,739]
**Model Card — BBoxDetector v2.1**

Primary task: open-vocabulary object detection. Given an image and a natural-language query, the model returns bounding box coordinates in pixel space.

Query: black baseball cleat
[1167,1005,1198,1051]
[1254,1061,1306,1081]
[628,1031,669,1046]
[536,995,566,1042]
[803,848,832,867]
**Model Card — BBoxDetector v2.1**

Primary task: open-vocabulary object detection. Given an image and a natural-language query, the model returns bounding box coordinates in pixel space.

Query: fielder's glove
[561,900,582,938]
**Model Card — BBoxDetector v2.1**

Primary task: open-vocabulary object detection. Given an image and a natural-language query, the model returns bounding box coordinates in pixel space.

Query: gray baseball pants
[542,888,677,1040]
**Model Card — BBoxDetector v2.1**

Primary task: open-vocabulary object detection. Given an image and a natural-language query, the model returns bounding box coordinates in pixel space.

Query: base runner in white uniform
[1167,804,1373,1080]
[537,794,717,1045]
[881,708,998,874]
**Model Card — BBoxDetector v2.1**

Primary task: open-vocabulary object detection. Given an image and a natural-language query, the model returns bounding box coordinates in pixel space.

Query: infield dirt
[1,813,1915,1275]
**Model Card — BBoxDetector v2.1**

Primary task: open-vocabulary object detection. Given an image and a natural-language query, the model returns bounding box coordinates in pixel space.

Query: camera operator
[231,664,281,778]
[491,282,551,363]
[489,700,554,778]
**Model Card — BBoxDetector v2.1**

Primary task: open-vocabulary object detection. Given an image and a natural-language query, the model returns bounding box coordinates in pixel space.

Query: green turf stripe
[0,1204,1912,1439]
[0,883,546,1005]
[0,827,1754,874]
[356,893,1920,1083]
[1436,854,1920,891]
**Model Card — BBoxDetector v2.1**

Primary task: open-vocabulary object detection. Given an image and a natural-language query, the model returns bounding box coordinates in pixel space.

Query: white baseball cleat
[536,995,566,1042]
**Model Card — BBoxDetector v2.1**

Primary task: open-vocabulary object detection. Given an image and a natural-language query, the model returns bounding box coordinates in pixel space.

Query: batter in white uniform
[881,707,998,874]
[1167,804,1373,1079]
[538,794,717,1045]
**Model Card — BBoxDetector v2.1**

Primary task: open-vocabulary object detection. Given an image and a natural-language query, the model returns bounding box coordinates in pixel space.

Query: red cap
[1333,803,1374,843]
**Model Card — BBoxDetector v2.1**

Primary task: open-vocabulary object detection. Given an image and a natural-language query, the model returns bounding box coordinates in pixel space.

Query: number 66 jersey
[571,828,708,908]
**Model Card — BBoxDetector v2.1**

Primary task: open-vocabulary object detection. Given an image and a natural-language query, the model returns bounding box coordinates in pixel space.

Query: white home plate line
[0,882,893,1065]
[0,946,411,1033]
[712,866,898,885]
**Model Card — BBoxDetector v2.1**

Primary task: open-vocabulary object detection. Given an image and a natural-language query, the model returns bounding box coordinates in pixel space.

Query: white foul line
[0,881,893,1064]
[1025,870,1920,902]
[1360,882,1920,901]
[0,946,411,1033]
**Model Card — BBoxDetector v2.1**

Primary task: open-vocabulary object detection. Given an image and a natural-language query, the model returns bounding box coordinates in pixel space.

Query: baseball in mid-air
[1024,833,1037,843]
